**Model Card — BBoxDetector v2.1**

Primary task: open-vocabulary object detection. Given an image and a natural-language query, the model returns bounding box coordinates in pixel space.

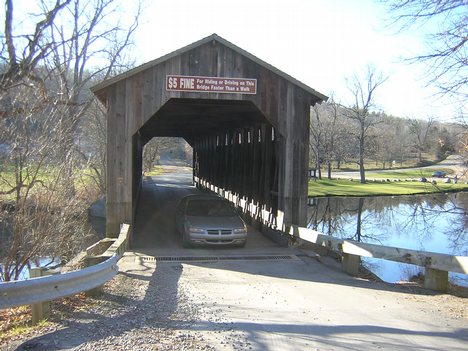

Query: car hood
[185,215,245,230]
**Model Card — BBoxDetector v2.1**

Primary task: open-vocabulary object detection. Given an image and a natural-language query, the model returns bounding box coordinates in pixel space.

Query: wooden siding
[97,36,325,237]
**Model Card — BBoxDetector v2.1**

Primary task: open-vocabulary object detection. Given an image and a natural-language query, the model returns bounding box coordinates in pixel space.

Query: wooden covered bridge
[92,34,327,239]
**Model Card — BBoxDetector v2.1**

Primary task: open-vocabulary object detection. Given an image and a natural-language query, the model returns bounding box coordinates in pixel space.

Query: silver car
[175,194,247,247]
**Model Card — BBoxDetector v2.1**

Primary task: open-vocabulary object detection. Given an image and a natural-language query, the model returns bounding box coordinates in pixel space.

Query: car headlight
[233,227,247,234]
[188,226,205,234]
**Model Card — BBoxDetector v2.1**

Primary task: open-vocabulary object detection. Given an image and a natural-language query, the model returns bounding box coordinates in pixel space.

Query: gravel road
[2,257,238,351]
[3,252,467,351]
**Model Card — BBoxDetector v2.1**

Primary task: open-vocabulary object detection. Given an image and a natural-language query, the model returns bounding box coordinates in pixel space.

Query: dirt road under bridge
[131,170,288,256]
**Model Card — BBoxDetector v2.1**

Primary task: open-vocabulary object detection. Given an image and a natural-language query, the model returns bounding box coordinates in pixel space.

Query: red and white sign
[166,75,257,94]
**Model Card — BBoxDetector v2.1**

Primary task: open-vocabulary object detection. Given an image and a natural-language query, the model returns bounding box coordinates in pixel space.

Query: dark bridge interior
[139,98,272,139]
[138,97,280,229]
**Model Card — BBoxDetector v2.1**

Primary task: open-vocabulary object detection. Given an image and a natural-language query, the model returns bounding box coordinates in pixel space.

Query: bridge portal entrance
[92,34,327,240]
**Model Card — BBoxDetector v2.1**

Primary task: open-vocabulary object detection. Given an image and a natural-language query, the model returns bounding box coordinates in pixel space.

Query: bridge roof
[92,33,327,103]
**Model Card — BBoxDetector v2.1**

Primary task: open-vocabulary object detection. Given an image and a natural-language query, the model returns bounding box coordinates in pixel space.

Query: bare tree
[143,138,173,173]
[0,0,142,281]
[323,99,346,178]
[332,122,354,170]
[390,117,413,166]
[77,98,107,194]
[46,0,141,193]
[309,99,348,179]
[457,120,468,167]
[182,141,193,165]
[381,0,468,99]
[343,65,388,183]
[0,0,71,91]
[1,0,141,194]
[0,83,93,281]
[373,116,412,168]
[309,105,325,179]
[408,117,435,163]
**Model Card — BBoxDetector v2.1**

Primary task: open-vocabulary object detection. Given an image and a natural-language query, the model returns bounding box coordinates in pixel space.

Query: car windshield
[186,199,237,217]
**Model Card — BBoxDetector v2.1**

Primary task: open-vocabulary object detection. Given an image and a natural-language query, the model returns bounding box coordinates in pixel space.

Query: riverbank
[308,178,468,197]
[310,155,468,197]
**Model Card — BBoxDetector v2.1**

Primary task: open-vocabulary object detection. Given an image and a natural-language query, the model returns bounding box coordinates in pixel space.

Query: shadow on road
[12,257,467,351]
[11,260,185,350]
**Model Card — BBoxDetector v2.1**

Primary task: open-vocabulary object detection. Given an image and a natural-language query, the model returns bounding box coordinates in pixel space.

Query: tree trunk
[359,128,366,183]
[326,197,332,235]
[315,149,322,180]
[355,197,364,241]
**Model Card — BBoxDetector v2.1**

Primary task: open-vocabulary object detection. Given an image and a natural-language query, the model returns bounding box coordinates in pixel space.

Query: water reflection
[307,193,468,285]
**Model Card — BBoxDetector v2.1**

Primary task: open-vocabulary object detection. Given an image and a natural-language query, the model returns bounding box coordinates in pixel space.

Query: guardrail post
[30,267,59,325]
[342,253,360,276]
[424,268,449,292]
[84,256,107,297]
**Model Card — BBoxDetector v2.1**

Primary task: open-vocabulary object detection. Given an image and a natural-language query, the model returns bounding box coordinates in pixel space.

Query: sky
[131,0,460,121]
[4,0,461,121]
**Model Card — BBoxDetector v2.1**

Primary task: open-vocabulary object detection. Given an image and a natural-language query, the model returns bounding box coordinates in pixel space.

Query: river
[307,192,468,286]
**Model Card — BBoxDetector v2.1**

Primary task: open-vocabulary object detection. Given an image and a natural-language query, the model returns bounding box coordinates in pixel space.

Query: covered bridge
[92,34,327,239]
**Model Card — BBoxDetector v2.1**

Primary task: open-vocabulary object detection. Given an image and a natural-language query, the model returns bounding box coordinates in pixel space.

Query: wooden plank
[93,34,327,102]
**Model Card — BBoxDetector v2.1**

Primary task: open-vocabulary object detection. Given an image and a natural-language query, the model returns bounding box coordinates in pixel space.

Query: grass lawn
[144,166,164,176]
[0,163,105,201]
[308,179,468,197]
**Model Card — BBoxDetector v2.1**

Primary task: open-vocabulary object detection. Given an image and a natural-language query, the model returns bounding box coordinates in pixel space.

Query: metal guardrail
[0,255,119,309]
[0,223,129,310]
